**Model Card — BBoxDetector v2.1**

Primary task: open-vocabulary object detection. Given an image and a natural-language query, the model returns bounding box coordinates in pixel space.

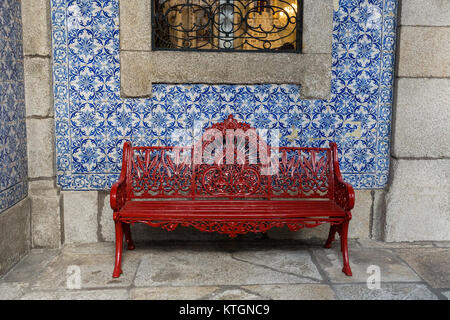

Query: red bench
[110,115,355,278]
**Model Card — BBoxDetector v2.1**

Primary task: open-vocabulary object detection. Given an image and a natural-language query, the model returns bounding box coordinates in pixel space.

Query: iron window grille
[152,0,303,53]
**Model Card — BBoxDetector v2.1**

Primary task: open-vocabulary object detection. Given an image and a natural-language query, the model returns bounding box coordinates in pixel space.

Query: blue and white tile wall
[0,0,27,213]
[51,0,397,190]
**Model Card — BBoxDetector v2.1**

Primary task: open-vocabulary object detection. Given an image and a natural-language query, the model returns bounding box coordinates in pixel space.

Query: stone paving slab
[1,249,59,283]
[61,242,117,256]
[433,242,450,248]
[134,248,322,287]
[443,291,450,299]
[332,283,438,300]
[0,282,29,300]
[208,288,263,300]
[32,252,140,289]
[311,247,421,283]
[357,240,435,249]
[20,289,129,300]
[395,248,450,289]
[231,248,322,282]
[130,286,220,300]
[242,284,336,300]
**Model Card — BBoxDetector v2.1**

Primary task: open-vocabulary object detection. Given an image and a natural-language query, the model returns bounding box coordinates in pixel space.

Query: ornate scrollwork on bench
[120,218,343,238]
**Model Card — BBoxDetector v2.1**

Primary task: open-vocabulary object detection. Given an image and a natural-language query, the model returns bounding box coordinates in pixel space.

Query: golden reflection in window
[153,0,301,52]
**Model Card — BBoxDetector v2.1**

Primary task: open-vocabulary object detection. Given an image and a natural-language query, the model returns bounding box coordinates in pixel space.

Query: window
[152,0,302,52]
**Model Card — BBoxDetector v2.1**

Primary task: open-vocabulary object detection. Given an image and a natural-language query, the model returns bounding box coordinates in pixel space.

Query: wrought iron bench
[110,115,355,278]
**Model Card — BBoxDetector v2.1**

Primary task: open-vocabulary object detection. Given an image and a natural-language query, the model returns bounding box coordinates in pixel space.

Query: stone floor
[0,239,449,300]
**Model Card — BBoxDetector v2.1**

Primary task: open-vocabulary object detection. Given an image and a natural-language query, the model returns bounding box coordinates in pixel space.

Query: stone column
[22,0,62,248]
[382,0,450,241]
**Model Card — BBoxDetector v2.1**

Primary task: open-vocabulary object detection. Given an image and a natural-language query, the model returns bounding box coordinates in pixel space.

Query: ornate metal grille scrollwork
[152,0,302,52]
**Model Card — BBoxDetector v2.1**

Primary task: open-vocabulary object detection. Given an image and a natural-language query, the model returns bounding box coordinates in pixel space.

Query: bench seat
[118,200,347,219]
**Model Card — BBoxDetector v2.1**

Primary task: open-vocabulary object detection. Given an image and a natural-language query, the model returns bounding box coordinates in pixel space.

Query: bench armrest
[330,143,355,211]
[110,178,127,212]
[110,141,131,212]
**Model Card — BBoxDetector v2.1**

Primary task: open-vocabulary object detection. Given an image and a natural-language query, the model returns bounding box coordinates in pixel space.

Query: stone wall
[22,0,62,248]
[0,199,31,275]
[381,0,450,241]
[20,0,449,247]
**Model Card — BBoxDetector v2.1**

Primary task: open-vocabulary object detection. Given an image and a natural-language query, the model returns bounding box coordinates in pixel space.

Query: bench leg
[340,219,352,276]
[324,224,338,248]
[113,221,124,278]
[123,223,135,250]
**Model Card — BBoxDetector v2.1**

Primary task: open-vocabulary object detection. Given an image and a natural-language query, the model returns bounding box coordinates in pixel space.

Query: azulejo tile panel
[0,0,28,213]
[51,0,398,190]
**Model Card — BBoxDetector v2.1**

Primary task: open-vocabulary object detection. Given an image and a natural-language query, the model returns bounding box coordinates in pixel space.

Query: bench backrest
[122,116,336,201]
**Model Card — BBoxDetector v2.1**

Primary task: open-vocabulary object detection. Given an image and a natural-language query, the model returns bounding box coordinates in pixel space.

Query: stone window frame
[120,0,334,99]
